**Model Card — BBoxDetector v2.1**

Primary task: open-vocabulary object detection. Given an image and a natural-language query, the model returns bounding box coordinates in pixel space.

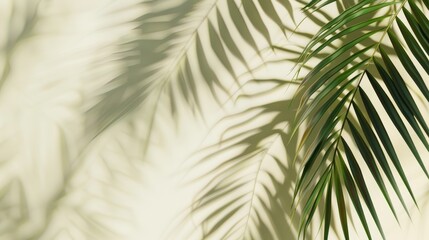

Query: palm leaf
[294,1,429,239]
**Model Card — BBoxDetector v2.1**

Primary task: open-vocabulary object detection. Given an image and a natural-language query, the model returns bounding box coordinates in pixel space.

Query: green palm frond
[294,0,429,239]
[7,0,429,239]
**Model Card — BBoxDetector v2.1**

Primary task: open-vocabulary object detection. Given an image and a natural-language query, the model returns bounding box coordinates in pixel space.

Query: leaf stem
[332,0,408,164]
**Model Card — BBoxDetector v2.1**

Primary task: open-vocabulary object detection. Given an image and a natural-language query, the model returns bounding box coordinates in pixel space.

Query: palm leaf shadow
[84,0,294,147]
[172,76,343,239]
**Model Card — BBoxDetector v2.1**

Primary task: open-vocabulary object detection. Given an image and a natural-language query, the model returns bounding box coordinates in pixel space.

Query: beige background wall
[1,0,428,239]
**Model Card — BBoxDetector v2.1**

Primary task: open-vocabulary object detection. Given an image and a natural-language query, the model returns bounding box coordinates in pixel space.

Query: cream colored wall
[1,0,429,239]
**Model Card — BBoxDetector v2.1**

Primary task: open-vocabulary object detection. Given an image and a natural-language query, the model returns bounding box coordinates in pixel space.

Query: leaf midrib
[331,0,408,161]
[143,0,220,154]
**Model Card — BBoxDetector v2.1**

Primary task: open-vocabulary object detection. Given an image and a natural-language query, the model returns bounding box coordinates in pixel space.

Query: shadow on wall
[171,77,340,239]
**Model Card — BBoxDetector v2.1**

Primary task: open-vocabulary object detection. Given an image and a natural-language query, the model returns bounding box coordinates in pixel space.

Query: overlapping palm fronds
[294,0,429,239]
[4,0,429,239]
